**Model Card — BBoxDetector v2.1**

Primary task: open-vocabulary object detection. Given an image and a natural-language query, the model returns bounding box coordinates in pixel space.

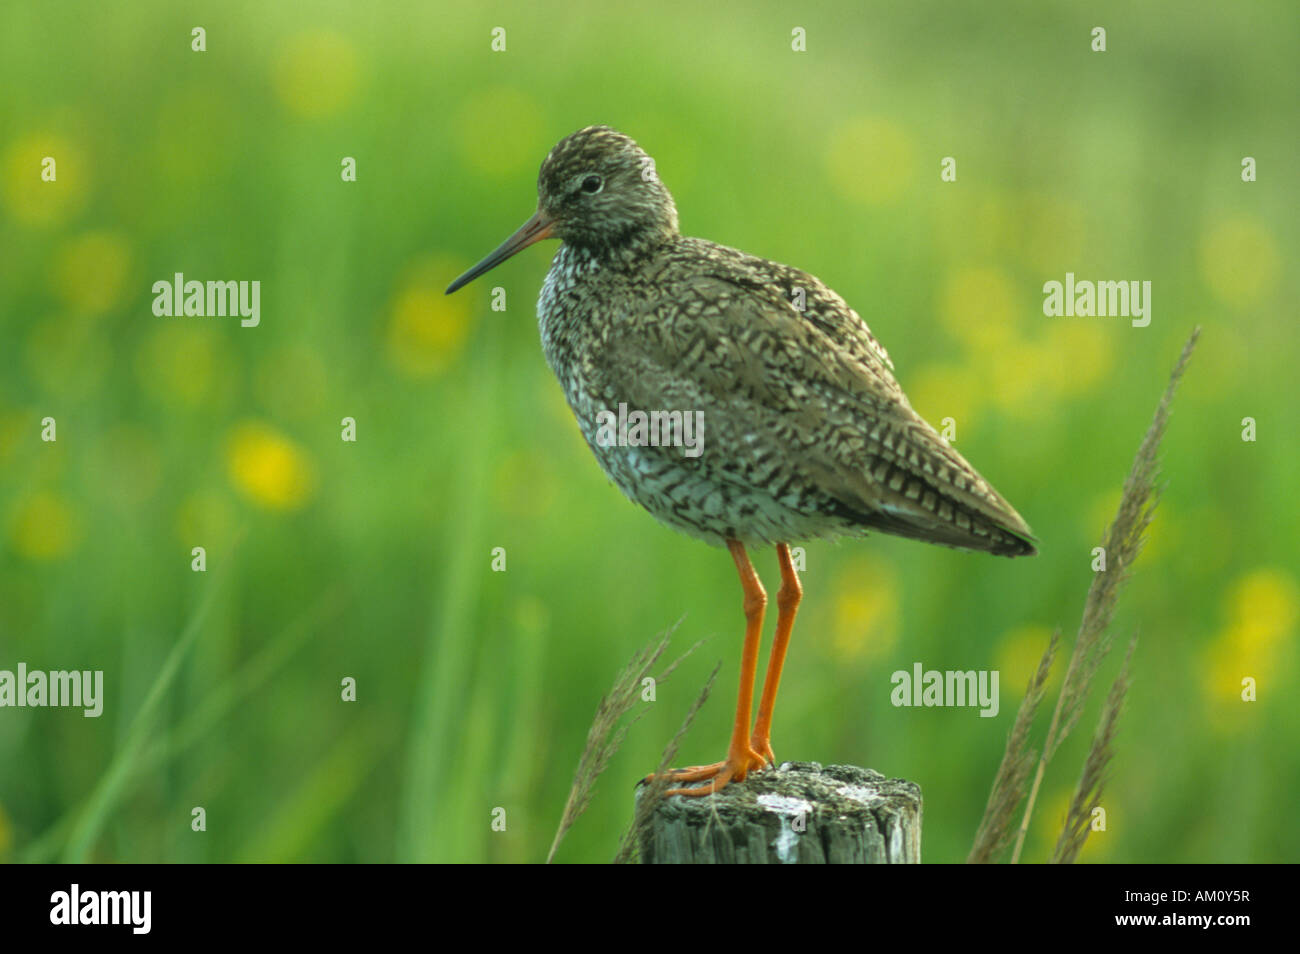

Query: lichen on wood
[636,761,921,864]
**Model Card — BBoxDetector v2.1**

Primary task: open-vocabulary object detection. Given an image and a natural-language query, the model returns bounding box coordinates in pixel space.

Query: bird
[446,125,1035,797]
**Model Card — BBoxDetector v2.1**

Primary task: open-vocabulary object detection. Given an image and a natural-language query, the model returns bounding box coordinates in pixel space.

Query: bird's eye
[580,174,603,194]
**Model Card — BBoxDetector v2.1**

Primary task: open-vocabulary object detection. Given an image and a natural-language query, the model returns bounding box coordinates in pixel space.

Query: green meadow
[1,1,1296,863]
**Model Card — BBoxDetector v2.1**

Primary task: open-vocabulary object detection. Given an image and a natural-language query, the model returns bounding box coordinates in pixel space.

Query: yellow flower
[907,361,982,433]
[2,132,88,227]
[831,554,899,661]
[226,422,316,511]
[8,491,80,561]
[1227,568,1298,645]
[50,231,132,314]
[1199,216,1279,308]
[1036,787,1108,862]
[1202,567,1298,714]
[938,266,1020,354]
[1042,322,1113,397]
[987,339,1056,419]
[1087,489,1171,563]
[386,256,474,377]
[274,30,360,118]
[995,624,1060,697]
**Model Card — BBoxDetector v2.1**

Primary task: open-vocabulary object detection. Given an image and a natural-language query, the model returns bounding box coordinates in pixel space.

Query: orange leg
[750,542,802,765]
[660,539,770,797]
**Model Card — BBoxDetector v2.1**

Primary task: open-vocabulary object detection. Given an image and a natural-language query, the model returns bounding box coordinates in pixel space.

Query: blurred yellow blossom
[831,554,900,661]
[1088,488,1171,563]
[274,30,360,118]
[8,491,80,561]
[1203,567,1298,714]
[938,265,1022,359]
[1037,787,1108,861]
[1199,216,1279,309]
[226,422,316,511]
[2,132,88,227]
[907,361,983,432]
[386,256,474,377]
[987,339,1058,419]
[50,231,132,314]
[1042,322,1113,397]
[995,623,1061,697]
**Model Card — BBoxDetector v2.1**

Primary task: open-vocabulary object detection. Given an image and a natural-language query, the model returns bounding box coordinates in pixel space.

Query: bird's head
[446,125,678,294]
[537,125,679,249]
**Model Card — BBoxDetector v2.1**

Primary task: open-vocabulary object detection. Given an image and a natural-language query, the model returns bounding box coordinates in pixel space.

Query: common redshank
[446,125,1035,796]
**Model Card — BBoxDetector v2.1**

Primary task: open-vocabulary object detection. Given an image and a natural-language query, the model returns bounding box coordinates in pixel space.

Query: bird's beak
[445,210,555,294]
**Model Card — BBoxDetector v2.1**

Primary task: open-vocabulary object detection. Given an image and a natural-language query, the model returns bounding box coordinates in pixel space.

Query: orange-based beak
[445,211,555,294]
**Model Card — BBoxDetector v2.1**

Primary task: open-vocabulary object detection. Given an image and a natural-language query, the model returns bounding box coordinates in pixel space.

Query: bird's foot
[648,744,769,797]
[749,734,776,767]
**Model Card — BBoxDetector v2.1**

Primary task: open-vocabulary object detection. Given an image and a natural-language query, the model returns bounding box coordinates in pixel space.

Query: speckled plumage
[525,126,1035,557]
[445,124,1037,794]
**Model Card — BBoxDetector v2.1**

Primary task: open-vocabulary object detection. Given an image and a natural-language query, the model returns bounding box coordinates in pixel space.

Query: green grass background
[1,0,1297,863]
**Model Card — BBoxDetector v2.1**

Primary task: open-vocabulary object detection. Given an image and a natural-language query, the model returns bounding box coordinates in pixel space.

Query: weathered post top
[636,761,922,864]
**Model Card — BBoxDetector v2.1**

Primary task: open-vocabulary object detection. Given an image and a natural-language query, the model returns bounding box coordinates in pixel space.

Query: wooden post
[635,761,922,863]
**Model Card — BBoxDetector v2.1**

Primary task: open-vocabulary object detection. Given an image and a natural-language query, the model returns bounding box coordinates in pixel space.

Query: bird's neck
[558,226,675,277]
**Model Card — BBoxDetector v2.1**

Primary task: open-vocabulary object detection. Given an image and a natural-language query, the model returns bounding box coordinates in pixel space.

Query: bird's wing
[676,237,899,378]
[606,269,1034,553]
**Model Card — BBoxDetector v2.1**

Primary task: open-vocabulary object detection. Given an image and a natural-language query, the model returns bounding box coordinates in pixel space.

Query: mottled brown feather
[460,125,1036,557]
